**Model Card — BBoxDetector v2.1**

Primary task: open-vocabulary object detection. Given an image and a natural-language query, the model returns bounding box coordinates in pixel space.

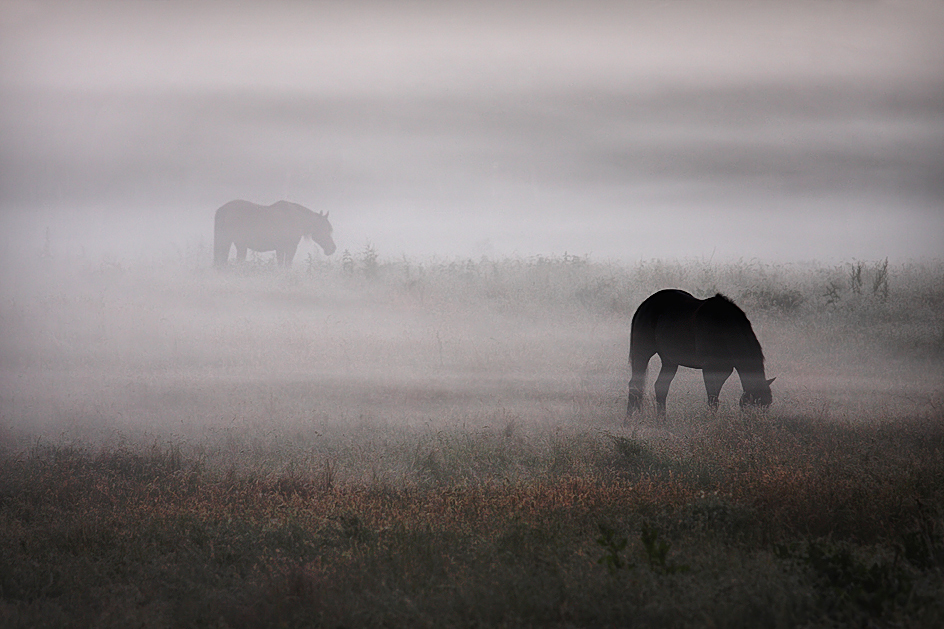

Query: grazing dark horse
[627,289,774,417]
[213,200,336,268]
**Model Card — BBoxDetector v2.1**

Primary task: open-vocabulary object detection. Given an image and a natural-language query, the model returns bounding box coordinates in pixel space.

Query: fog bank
[2,1,942,263]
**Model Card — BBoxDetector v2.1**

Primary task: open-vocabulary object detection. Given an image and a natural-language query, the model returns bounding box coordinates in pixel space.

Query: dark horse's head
[740,377,775,409]
[304,210,336,256]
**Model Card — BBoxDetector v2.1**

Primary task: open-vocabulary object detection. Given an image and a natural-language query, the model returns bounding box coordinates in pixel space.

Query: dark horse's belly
[654,316,703,369]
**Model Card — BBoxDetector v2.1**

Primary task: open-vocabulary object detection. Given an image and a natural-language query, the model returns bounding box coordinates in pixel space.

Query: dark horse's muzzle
[739,389,773,409]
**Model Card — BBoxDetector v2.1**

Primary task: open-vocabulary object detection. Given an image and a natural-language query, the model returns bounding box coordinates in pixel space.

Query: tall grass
[1,410,942,627]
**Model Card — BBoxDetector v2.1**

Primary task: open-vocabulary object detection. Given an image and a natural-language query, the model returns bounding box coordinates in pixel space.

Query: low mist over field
[2,253,942,447]
[1,0,942,443]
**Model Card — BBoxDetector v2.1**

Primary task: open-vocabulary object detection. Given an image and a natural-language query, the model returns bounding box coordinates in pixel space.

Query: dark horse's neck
[737,363,768,392]
[729,319,768,395]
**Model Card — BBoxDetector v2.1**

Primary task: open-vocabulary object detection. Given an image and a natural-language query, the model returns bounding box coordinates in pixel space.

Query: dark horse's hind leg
[627,351,653,416]
[702,367,733,410]
[653,361,678,417]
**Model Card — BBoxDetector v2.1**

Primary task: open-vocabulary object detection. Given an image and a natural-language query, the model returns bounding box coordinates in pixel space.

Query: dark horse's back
[630,289,701,367]
[628,289,773,415]
[631,289,762,370]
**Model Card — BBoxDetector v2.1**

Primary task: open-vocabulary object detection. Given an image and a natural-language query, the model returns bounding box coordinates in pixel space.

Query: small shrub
[824,280,843,306]
[775,539,915,618]
[898,499,944,570]
[740,287,805,315]
[850,261,864,295]
[596,525,631,574]
[340,249,355,276]
[872,258,889,302]
[361,242,379,279]
[609,435,656,475]
[640,522,690,574]
[595,523,690,576]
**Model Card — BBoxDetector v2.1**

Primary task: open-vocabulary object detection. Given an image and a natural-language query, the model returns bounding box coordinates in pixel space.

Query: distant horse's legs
[283,243,299,267]
[627,351,653,416]
[213,240,232,268]
[703,367,733,410]
[653,361,678,416]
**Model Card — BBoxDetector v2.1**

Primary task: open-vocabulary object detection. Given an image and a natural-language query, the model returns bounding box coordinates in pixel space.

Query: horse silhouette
[626,289,774,417]
[213,200,336,268]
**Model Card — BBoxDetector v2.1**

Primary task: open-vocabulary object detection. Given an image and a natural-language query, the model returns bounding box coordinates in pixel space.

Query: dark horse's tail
[213,205,231,268]
[626,297,659,414]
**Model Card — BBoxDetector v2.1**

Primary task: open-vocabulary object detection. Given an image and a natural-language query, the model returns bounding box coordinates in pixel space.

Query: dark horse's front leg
[702,367,733,410]
[653,360,678,416]
[627,377,644,416]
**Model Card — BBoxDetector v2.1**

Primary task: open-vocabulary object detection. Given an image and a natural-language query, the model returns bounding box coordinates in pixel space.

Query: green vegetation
[1,250,943,626]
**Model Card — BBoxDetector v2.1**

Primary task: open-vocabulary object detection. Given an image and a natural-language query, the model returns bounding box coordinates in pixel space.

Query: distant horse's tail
[213,206,230,268]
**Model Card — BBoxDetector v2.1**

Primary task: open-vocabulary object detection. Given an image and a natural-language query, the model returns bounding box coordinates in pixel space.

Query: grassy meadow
[1,247,943,627]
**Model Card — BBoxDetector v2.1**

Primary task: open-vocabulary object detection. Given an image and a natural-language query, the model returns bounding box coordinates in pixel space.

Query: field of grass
[1,248,943,627]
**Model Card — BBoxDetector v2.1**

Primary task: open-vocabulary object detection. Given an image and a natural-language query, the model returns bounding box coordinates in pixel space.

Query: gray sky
[1,0,942,262]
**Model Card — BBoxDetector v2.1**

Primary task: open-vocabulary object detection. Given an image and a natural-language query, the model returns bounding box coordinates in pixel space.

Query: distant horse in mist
[626,289,774,418]
[213,200,336,268]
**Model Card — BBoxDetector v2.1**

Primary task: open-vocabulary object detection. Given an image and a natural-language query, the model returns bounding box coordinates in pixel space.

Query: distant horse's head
[740,377,775,409]
[305,211,336,255]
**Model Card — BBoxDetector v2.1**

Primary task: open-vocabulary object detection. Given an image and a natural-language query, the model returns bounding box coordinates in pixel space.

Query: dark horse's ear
[767,377,776,386]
